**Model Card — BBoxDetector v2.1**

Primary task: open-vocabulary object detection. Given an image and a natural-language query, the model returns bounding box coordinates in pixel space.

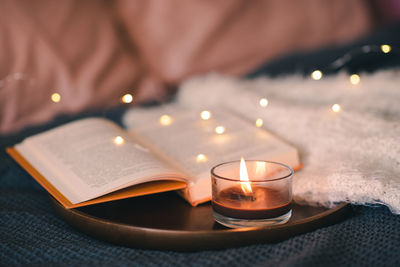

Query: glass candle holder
[211,160,293,228]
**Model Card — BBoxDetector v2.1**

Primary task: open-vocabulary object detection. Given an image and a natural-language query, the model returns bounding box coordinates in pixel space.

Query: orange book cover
[6,147,186,209]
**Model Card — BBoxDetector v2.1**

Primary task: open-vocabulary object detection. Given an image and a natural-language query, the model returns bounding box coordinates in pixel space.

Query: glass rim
[210,160,294,182]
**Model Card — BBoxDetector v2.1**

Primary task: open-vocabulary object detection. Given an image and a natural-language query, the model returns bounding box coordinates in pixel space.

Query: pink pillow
[0,0,140,133]
[115,0,372,82]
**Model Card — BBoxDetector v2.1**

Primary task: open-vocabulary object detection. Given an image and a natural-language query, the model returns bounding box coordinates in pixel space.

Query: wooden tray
[50,192,351,251]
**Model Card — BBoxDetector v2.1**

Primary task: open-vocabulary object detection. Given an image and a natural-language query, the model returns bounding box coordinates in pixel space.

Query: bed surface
[1,22,400,266]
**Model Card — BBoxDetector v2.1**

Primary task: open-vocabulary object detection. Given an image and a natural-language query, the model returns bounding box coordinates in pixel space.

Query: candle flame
[240,157,253,194]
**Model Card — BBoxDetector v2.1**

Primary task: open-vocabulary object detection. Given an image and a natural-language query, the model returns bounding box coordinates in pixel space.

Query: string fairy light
[51,93,61,103]
[215,126,225,134]
[160,115,172,126]
[200,110,211,120]
[121,93,133,104]
[113,136,124,145]
[259,98,269,108]
[331,104,341,113]
[349,74,360,85]
[381,44,391,54]
[327,44,396,72]
[311,70,323,80]
[255,118,263,127]
[304,44,400,116]
[196,154,208,162]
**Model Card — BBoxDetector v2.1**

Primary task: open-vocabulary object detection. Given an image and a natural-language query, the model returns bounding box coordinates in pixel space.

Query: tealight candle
[211,158,293,228]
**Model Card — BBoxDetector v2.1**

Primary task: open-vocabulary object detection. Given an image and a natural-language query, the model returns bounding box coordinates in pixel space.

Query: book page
[125,105,299,203]
[16,118,185,204]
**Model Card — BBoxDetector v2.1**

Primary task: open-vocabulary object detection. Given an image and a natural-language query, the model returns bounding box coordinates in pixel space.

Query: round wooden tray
[50,192,351,251]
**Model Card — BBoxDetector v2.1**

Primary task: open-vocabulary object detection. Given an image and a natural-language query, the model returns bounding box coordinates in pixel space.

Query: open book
[7,106,300,209]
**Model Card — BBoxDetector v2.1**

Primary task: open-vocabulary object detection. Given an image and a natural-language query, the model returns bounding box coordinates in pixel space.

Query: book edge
[6,147,187,209]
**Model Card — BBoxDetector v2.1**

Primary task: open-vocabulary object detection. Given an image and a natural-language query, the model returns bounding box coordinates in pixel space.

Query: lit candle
[211,159,293,228]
